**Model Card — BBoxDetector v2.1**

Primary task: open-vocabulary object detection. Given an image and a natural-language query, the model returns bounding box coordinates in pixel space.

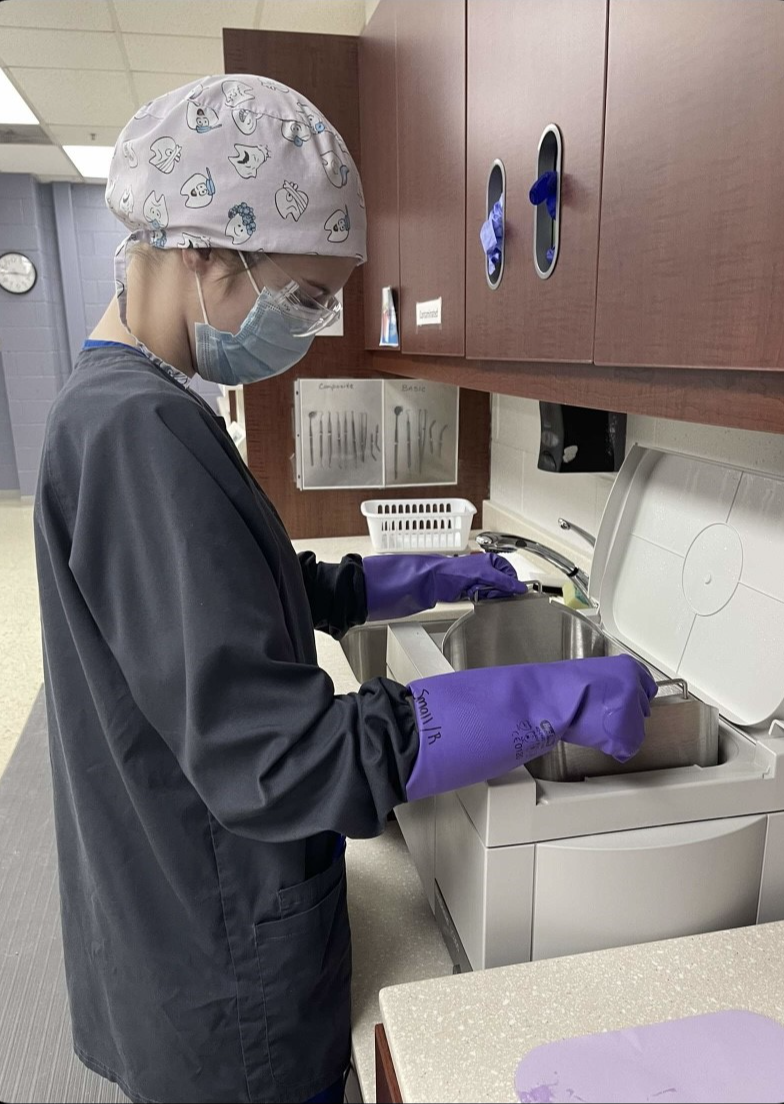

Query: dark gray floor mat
[0,690,129,1104]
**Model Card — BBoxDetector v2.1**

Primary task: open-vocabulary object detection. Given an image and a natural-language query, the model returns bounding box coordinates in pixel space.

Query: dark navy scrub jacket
[33,343,420,1104]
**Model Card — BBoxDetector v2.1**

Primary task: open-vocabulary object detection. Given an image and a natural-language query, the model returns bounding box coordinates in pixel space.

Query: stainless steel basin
[441,595,720,781]
[442,594,620,669]
[341,619,457,682]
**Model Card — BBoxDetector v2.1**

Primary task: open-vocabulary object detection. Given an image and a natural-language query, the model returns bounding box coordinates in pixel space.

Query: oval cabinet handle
[480,158,506,290]
[530,123,563,279]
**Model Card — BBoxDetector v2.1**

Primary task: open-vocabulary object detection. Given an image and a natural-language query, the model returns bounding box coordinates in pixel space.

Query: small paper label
[416,297,442,326]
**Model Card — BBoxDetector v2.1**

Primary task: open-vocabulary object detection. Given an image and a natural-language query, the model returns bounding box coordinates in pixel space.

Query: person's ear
[180,247,213,276]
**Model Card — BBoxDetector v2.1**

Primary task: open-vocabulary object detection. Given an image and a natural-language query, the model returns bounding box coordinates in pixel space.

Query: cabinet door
[595,0,784,369]
[465,0,607,363]
[359,0,400,352]
[532,815,767,961]
[396,0,466,356]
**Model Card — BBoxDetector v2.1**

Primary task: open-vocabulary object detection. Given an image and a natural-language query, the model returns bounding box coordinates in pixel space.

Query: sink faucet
[557,518,596,548]
[476,531,591,604]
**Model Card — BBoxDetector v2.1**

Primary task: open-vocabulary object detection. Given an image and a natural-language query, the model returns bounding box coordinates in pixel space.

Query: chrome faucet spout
[557,518,596,548]
[476,531,591,603]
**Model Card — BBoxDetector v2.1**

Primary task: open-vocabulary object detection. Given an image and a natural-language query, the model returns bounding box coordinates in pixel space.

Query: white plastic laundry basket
[361,498,476,553]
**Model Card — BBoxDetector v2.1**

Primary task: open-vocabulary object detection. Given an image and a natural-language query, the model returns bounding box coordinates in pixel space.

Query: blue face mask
[194,265,316,386]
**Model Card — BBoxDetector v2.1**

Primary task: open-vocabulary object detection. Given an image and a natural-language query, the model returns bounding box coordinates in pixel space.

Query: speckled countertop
[379,920,784,1103]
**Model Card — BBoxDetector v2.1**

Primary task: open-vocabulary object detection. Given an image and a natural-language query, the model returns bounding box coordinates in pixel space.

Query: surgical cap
[106,75,366,262]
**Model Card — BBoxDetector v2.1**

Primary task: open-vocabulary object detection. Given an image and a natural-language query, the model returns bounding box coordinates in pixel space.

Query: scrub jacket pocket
[254,857,351,1097]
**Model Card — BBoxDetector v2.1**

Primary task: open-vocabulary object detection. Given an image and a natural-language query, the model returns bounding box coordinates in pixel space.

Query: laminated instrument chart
[295,378,459,490]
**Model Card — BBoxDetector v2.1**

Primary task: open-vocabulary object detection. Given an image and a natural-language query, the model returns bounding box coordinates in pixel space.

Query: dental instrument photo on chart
[295,377,459,490]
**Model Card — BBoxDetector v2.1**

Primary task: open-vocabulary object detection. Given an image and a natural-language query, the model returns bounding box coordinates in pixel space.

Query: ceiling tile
[48,125,123,147]
[122,34,224,75]
[0,143,78,175]
[132,72,208,106]
[0,1,113,31]
[9,68,135,127]
[0,29,125,71]
[260,0,366,35]
[114,1,261,37]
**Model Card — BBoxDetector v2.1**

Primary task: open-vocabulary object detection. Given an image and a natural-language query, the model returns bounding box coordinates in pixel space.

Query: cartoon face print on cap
[324,207,350,243]
[221,79,254,108]
[118,186,134,218]
[232,106,263,135]
[226,202,256,245]
[122,141,138,168]
[281,119,312,147]
[186,96,221,134]
[180,168,216,208]
[275,181,309,221]
[143,191,169,230]
[296,100,326,134]
[149,136,182,174]
[319,135,349,188]
[261,78,290,94]
[144,191,169,249]
[178,233,211,248]
[229,144,271,179]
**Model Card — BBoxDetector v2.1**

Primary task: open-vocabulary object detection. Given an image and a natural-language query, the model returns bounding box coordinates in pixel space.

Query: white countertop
[379,920,784,1103]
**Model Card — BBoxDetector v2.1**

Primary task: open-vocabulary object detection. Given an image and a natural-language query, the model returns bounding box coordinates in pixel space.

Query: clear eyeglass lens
[272,284,341,336]
[250,254,341,335]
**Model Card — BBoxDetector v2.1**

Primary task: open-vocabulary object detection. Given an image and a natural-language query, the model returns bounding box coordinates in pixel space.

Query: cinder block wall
[0,176,220,496]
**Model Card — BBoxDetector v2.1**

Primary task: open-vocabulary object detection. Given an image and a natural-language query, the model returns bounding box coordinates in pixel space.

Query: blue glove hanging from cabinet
[479,193,504,274]
[529,170,558,219]
[529,170,558,260]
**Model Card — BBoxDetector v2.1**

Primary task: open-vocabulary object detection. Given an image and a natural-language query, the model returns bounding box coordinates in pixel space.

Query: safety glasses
[241,253,341,337]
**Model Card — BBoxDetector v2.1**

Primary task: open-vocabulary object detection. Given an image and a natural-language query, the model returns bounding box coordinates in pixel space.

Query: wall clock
[0,252,38,295]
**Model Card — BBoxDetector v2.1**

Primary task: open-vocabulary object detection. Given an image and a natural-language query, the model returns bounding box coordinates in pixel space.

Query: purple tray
[515,1010,784,1103]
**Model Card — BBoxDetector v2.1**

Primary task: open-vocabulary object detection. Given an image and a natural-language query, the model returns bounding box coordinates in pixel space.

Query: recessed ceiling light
[63,145,115,179]
[0,69,39,125]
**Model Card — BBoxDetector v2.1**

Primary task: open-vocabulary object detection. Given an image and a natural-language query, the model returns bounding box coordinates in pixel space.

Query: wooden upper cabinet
[396,0,466,357]
[465,0,608,363]
[359,1,399,352]
[595,0,784,370]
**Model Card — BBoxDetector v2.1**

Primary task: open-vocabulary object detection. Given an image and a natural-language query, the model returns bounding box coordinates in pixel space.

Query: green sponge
[561,579,592,609]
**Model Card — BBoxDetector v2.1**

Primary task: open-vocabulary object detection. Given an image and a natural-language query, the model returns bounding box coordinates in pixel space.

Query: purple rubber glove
[363,553,527,621]
[405,654,658,802]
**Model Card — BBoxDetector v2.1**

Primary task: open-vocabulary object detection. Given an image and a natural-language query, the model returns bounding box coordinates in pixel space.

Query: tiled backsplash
[491,394,784,555]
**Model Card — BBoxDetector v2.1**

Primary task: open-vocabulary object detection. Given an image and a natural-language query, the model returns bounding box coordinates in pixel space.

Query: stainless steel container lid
[590,445,784,732]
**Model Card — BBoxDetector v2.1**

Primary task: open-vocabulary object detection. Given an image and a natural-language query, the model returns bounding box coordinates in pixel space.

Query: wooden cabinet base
[375,1023,403,1104]
[371,353,784,436]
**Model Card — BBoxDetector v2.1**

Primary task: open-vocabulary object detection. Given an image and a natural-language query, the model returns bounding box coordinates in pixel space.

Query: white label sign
[416,297,442,326]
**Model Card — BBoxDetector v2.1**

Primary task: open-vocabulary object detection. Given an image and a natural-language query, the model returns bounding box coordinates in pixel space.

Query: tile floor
[0,498,43,778]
